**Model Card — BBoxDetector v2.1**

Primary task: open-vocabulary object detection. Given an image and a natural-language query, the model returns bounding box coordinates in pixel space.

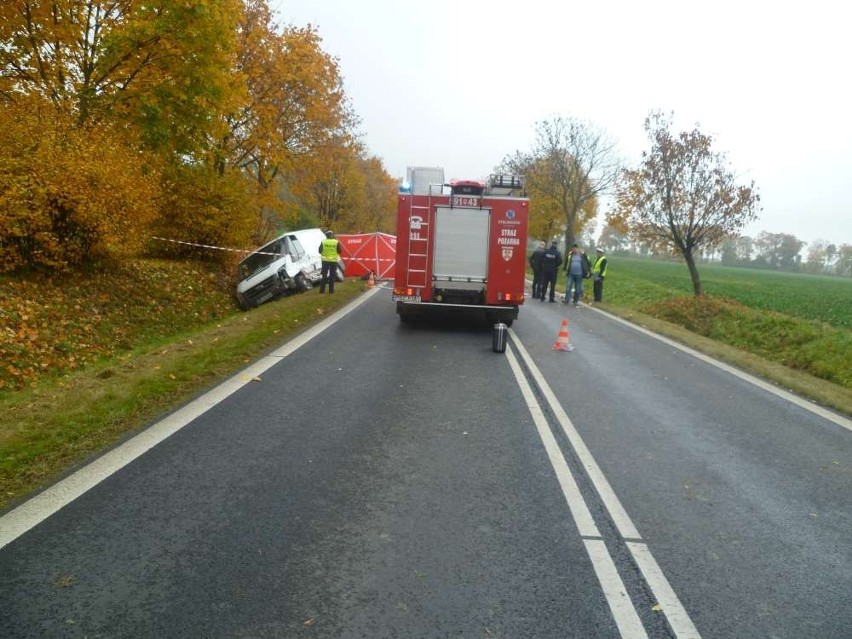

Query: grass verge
[0,275,364,512]
[594,302,852,417]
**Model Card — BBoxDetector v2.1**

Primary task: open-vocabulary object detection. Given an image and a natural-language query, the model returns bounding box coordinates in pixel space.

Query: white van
[235,228,344,309]
[292,228,345,283]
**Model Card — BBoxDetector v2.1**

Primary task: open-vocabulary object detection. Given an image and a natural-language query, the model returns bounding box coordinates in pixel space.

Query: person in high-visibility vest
[318,230,342,294]
[591,247,608,302]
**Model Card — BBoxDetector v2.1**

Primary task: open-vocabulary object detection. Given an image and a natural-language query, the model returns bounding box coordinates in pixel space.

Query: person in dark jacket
[528,241,546,300]
[540,241,563,302]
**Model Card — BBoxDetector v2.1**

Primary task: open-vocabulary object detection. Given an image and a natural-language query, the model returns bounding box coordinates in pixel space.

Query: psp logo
[506,209,516,220]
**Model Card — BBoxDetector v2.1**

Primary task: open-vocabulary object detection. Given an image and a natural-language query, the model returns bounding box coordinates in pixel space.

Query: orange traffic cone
[552,319,574,351]
[367,271,375,288]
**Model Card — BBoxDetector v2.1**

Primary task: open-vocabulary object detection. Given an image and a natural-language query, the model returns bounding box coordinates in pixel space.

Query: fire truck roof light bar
[489,174,523,189]
[487,174,525,196]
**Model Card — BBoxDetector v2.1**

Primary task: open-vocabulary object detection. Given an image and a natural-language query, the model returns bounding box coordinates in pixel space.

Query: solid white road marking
[505,347,600,538]
[585,539,649,639]
[628,542,702,639]
[0,288,381,551]
[588,306,852,433]
[506,346,650,638]
[509,331,642,540]
[507,331,703,638]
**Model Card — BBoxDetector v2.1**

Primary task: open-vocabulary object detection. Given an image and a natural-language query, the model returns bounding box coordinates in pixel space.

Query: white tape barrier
[150,236,278,256]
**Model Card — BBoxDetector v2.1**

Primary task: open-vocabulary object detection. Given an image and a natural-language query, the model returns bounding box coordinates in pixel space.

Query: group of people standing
[529,241,608,305]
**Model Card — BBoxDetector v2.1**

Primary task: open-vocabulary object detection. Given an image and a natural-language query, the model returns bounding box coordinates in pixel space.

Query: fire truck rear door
[433,207,490,282]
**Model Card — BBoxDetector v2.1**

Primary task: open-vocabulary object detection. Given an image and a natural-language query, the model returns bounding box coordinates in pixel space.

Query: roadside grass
[0,261,364,511]
[0,259,239,391]
[600,256,852,407]
[612,256,852,328]
[596,305,852,415]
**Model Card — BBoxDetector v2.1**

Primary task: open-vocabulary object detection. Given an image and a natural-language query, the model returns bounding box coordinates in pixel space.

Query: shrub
[0,97,160,272]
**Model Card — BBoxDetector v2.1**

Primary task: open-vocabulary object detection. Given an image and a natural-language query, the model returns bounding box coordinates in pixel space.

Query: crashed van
[235,228,344,309]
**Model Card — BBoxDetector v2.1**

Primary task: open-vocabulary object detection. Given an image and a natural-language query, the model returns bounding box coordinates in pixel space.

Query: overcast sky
[271,0,851,248]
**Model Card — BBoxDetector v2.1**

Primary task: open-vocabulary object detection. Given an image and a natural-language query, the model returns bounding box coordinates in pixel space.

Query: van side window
[289,237,306,260]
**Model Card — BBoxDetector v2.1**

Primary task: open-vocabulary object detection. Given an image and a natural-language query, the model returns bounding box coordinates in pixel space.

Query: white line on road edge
[0,288,381,551]
[508,331,703,639]
[505,347,648,639]
[586,305,852,433]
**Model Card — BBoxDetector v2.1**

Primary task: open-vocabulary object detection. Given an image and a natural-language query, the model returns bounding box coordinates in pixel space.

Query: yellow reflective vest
[592,255,608,277]
[321,238,340,262]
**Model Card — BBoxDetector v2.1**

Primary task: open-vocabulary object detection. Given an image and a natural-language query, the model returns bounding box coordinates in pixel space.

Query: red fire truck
[392,166,529,325]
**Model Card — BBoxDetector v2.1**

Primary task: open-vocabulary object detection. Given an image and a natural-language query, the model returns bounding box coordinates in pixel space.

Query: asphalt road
[1,285,851,638]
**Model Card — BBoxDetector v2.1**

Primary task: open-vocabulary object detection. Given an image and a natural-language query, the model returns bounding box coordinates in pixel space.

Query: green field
[607,257,852,329]
[594,256,852,392]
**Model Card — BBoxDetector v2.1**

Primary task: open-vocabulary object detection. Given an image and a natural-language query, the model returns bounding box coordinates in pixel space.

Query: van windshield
[238,240,282,280]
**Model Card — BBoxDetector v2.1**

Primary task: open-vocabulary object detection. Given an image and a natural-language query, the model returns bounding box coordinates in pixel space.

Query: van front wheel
[295,273,312,291]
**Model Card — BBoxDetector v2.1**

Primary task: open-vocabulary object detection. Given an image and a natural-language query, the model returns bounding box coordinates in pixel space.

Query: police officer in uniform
[529,241,546,300]
[319,230,342,293]
[592,247,608,302]
[540,240,563,302]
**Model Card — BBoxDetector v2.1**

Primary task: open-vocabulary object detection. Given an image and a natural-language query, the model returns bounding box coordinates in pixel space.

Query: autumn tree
[836,245,852,277]
[212,3,355,225]
[512,155,597,245]
[290,147,398,234]
[597,222,629,254]
[1,0,370,267]
[0,96,159,271]
[526,182,566,246]
[349,155,398,233]
[804,239,838,274]
[288,135,364,230]
[149,162,258,264]
[752,231,803,271]
[0,0,243,268]
[612,112,760,295]
[0,0,242,154]
[504,116,619,249]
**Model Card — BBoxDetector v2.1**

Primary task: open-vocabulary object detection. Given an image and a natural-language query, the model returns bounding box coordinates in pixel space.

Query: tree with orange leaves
[611,112,761,295]
[212,2,355,222]
[0,0,243,153]
[0,0,243,269]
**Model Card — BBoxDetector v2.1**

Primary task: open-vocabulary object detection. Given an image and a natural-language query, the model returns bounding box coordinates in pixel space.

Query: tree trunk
[682,249,704,296]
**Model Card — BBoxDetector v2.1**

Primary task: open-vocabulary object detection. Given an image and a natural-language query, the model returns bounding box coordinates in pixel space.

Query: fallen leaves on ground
[0,259,236,391]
